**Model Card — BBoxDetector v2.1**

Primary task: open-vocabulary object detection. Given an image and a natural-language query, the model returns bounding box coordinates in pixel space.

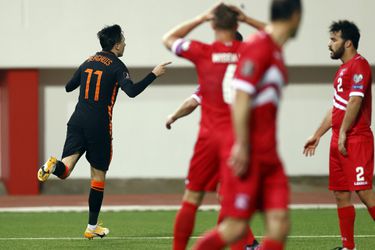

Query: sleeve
[349,58,372,98]
[232,42,271,96]
[191,86,201,104]
[171,38,206,63]
[115,65,156,98]
[65,65,82,92]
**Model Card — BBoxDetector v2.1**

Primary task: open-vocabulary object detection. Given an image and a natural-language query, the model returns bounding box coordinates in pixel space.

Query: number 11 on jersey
[84,68,103,101]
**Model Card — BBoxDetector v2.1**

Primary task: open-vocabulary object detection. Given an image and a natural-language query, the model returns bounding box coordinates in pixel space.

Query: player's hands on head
[165,114,176,130]
[303,135,320,157]
[198,2,220,22]
[229,142,249,177]
[152,61,172,77]
[227,4,247,22]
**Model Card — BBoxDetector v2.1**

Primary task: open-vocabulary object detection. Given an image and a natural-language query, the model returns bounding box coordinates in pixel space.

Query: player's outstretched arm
[119,62,171,98]
[152,61,172,77]
[228,5,266,30]
[162,4,218,50]
[166,96,199,130]
[303,108,332,157]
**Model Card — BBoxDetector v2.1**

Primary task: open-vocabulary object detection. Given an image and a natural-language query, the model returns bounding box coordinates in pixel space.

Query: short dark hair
[97,24,123,51]
[212,3,239,30]
[329,20,360,49]
[235,31,243,41]
[271,0,301,21]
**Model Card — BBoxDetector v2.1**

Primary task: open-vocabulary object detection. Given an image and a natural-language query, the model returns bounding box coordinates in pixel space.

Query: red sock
[337,205,356,249]
[217,209,225,224]
[367,206,375,220]
[230,226,256,250]
[260,238,284,250]
[173,201,198,250]
[217,210,256,249]
[193,229,226,250]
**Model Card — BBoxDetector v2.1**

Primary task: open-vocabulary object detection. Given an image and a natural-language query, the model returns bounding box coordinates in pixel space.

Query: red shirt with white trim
[172,38,242,129]
[332,54,372,138]
[232,31,288,154]
[191,86,202,104]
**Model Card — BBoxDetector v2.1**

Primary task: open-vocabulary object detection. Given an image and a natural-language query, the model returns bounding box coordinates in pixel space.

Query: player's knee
[183,190,205,206]
[266,210,290,241]
[333,191,351,204]
[218,218,247,243]
[356,189,375,207]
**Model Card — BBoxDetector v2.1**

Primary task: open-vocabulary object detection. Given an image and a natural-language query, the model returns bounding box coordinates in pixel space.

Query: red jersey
[332,54,372,139]
[232,31,288,155]
[172,38,242,129]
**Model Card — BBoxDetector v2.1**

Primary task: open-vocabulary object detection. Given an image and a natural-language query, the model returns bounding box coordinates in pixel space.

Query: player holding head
[304,20,375,250]
[165,34,244,130]
[192,0,302,249]
[37,24,170,239]
[163,3,265,250]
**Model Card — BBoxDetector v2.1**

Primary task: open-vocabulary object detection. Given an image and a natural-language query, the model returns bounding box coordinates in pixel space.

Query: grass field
[0,208,375,249]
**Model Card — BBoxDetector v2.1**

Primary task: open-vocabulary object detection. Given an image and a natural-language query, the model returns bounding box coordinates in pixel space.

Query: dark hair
[212,3,239,30]
[271,0,301,21]
[97,24,123,51]
[235,31,243,41]
[329,20,360,49]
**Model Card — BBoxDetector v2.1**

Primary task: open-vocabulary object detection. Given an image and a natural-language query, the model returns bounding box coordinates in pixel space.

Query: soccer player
[304,20,375,250]
[37,24,170,239]
[192,0,302,249]
[165,32,244,130]
[163,3,265,250]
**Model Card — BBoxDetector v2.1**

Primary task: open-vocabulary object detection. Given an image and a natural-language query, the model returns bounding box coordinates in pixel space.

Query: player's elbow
[162,34,174,50]
[65,85,72,92]
[126,90,138,98]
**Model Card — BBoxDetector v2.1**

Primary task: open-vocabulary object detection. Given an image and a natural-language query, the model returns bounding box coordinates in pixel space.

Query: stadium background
[0,0,374,195]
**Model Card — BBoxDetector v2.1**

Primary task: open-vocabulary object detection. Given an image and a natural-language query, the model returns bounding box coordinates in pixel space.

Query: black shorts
[62,124,112,171]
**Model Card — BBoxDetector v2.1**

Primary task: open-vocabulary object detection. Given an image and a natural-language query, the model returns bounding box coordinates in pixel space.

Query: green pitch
[0,208,374,249]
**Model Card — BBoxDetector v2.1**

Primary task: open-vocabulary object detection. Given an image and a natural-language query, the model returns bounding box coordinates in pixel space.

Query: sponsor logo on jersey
[354,181,368,186]
[352,84,363,90]
[241,60,254,77]
[234,193,250,210]
[212,53,238,63]
[353,74,364,83]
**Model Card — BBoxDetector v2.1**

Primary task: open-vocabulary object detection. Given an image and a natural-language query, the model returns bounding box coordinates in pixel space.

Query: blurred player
[192,0,302,249]
[37,24,170,239]
[163,3,265,250]
[165,32,244,130]
[304,20,375,250]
